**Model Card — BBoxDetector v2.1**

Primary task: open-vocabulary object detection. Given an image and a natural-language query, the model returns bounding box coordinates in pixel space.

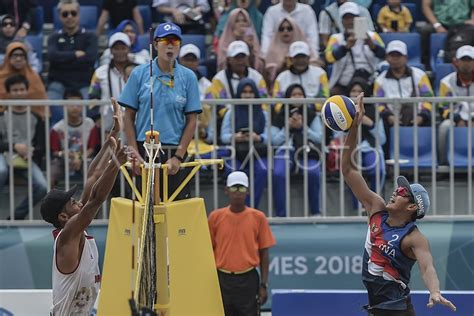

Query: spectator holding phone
[377,0,413,33]
[219,78,269,208]
[271,84,323,217]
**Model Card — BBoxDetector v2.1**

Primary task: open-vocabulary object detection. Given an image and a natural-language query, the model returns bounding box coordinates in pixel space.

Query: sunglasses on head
[156,37,181,46]
[2,21,15,27]
[228,186,248,193]
[278,26,293,32]
[61,10,78,18]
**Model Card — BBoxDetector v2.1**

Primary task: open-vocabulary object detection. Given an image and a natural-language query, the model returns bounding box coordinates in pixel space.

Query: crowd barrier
[0,96,473,222]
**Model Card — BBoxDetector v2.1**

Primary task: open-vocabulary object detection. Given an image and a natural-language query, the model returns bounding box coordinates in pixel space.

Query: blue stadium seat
[446,127,474,167]
[33,6,44,35]
[53,5,98,31]
[434,63,455,93]
[380,33,421,63]
[139,5,152,31]
[137,34,151,51]
[430,33,447,72]
[181,34,206,59]
[390,127,436,169]
[25,35,43,66]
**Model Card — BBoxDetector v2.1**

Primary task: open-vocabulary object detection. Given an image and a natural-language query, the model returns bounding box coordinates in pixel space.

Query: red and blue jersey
[362,211,417,311]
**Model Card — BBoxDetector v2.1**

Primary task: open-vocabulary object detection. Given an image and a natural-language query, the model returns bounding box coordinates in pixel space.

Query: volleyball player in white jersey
[40,99,128,315]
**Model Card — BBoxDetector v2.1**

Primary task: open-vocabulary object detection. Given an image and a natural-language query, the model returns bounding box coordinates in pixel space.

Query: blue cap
[397,176,430,219]
[154,22,182,40]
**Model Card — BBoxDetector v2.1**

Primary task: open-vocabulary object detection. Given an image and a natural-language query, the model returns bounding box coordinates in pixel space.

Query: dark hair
[348,76,372,97]
[63,89,83,99]
[284,83,306,99]
[4,74,28,92]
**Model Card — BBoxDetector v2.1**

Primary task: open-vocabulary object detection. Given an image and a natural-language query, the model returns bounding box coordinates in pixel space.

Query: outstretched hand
[427,292,456,312]
[110,98,123,139]
[352,92,365,130]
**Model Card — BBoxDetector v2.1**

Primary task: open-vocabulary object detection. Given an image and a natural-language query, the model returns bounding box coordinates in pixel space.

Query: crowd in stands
[0,0,473,219]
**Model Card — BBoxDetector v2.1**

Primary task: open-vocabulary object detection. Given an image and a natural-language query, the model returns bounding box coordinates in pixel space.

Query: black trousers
[369,298,416,316]
[217,269,260,316]
[137,142,192,201]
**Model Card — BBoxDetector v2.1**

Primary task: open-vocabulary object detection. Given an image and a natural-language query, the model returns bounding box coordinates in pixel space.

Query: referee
[119,22,201,200]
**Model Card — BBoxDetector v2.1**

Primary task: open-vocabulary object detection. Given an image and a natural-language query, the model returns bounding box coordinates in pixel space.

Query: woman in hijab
[0,42,47,119]
[215,0,263,39]
[271,84,322,216]
[264,17,318,86]
[100,19,150,66]
[220,78,269,208]
[217,8,263,72]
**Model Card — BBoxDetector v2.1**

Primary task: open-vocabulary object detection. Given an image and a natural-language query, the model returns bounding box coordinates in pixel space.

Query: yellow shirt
[377,5,413,32]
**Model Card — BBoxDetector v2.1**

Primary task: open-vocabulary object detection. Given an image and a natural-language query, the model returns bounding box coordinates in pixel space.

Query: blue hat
[154,22,182,40]
[397,176,430,219]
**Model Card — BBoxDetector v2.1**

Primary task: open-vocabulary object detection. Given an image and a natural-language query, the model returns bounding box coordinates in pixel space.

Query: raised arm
[408,229,456,312]
[62,137,128,240]
[341,93,385,215]
[80,98,123,203]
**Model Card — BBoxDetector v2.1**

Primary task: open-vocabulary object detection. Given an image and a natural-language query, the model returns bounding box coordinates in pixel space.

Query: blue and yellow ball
[321,95,356,132]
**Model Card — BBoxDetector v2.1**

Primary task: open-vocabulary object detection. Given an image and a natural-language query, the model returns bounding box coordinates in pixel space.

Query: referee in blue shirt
[119,22,202,200]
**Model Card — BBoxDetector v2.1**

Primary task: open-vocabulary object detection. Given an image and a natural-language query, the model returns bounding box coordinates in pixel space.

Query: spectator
[272,41,328,103]
[208,171,276,315]
[0,74,47,220]
[325,2,385,95]
[179,44,212,154]
[124,62,138,82]
[319,0,374,49]
[0,0,38,36]
[438,45,474,164]
[264,18,319,85]
[206,40,267,131]
[89,32,132,132]
[96,0,144,36]
[0,14,41,72]
[47,0,98,124]
[261,0,319,58]
[344,77,386,211]
[377,0,413,33]
[0,42,47,119]
[153,0,210,34]
[100,20,150,66]
[373,40,434,156]
[217,8,263,72]
[50,90,100,187]
[421,0,474,65]
[219,78,269,208]
[271,84,323,216]
[215,0,263,40]
[422,0,474,33]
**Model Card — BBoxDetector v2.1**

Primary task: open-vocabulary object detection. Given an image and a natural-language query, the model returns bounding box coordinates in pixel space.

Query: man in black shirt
[96,0,144,36]
[47,0,98,124]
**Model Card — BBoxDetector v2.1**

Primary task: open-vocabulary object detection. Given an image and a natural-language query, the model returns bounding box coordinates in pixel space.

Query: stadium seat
[53,5,98,31]
[25,35,43,66]
[430,33,447,72]
[390,127,436,169]
[198,65,208,77]
[434,63,455,93]
[446,127,474,167]
[139,5,152,31]
[137,34,151,51]
[181,35,206,59]
[33,6,44,35]
[380,33,421,63]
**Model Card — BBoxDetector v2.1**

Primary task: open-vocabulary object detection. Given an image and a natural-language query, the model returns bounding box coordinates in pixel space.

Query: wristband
[173,153,184,162]
[433,22,441,29]
[260,283,268,289]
